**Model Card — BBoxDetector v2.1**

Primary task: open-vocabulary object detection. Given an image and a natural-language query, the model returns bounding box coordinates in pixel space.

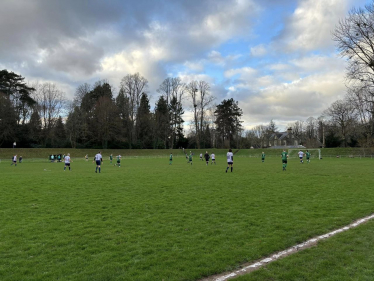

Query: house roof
[269,132,289,140]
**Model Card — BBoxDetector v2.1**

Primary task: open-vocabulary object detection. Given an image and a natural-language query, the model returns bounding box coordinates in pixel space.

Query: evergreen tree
[65,106,82,148]
[116,88,131,146]
[154,96,169,149]
[54,116,66,147]
[81,80,113,113]
[93,96,120,149]
[203,124,212,148]
[28,110,42,146]
[0,69,36,125]
[79,81,114,147]
[0,93,17,147]
[214,98,243,148]
[136,93,152,148]
[169,95,184,148]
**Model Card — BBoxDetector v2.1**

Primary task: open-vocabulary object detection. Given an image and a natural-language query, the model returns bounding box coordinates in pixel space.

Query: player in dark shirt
[204,151,210,165]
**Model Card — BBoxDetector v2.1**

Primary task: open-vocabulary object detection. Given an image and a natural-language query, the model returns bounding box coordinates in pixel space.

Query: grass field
[234,220,374,281]
[1,152,374,280]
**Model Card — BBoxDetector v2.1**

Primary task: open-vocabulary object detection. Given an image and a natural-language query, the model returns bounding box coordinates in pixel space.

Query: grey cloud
[0,0,259,77]
[43,39,104,76]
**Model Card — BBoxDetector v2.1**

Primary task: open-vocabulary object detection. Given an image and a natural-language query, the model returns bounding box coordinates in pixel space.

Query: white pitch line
[201,213,374,281]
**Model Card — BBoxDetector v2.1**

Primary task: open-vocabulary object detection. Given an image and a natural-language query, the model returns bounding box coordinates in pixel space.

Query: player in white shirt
[226,149,234,173]
[298,150,304,164]
[211,153,216,165]
[94,151,103,173]
[11,155,17,166]
[199,153,203,161]
[64,153,72,171]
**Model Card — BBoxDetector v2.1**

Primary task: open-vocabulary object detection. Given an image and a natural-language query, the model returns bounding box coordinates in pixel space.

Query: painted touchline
[200,213,374,281]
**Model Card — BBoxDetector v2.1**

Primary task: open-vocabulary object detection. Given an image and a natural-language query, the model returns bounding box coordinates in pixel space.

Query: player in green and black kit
[110,154,113,164]
[281,149,288,171]
[261,152,265,163]
[116,155,121,167]
[306,150,311,163]
[169,153,173,165]
[187,153,193,165]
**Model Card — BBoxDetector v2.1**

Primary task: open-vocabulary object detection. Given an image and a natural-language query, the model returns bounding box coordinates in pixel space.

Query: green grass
[233,220,374,281]
[1,155,374,280]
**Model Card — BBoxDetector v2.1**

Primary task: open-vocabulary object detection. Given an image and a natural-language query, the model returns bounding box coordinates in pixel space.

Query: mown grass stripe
[203,214,374,281]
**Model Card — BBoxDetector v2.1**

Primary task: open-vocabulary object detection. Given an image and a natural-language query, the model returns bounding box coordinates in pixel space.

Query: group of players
[67,148,311,173]
[9,148,311,173]
[169,149,234,173]
[279,149,312,171]
[48,152,123,173]
[10,154,23,166]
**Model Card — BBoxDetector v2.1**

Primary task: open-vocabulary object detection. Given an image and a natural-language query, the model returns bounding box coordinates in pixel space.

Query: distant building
[267,128,301,148]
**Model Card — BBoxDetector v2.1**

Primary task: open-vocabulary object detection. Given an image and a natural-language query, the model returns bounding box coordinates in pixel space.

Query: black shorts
[299,157,303,159]
[212,159,215,161]
[282,160,287,164]
[96,160,101,165]
[13,160,17,163]
[227,162,233,165]
[65,163,70,166]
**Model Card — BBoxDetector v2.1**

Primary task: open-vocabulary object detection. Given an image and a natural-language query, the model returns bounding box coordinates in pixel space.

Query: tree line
[0,70,243,149]
[2,1,374,150]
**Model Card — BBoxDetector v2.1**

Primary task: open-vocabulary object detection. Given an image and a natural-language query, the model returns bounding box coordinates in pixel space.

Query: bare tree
[74,83,91,108]
[289,120,304,140]
[346,86,374,145]
[304,117,320,147]
[187,81,200,147]
[120,73,148,148]
[32,82,66,146]
[157,77,186,148]
[324,100,356,147]
[186,80,214,148]
[198,81,214,142]
[32,82,65,141]
[317,116,326,148]
[333,3,374,93]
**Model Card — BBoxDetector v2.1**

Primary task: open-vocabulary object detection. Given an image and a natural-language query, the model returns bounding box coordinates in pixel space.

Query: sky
[0,0,370,130]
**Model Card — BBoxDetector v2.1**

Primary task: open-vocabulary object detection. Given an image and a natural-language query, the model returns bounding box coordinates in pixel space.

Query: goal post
[288,149,321,160]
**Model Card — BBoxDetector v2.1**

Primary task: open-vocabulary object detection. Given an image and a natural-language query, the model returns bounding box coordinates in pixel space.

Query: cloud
[0,0,262,98]
[208,51,225,66]
[225,67,257,79]
[238,70,346,125]
[188,0,259,44]
[250,44,267,57]
[275,0,350,53]
[184,61,206,72]
[100,50,166,99]
[43,39,104,76]
[222,52,348,127]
